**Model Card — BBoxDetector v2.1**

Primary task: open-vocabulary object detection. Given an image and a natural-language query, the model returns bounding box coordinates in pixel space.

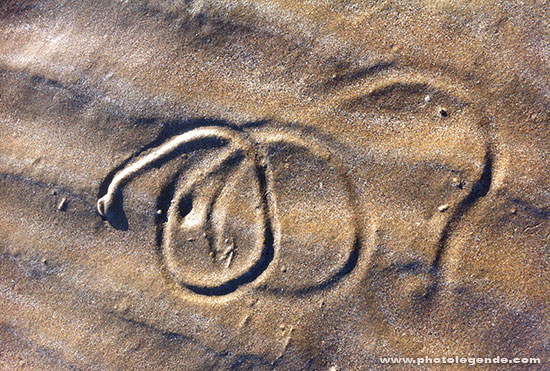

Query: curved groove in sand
[97,72,500,301]
[335,71,499,300]
[98,125,362,298]
[424,143,495,300]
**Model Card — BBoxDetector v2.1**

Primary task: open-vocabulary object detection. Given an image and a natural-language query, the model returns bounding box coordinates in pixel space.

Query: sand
[0,0,549,369]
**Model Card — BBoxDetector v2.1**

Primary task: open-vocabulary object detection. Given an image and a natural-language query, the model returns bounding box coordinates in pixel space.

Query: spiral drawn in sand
[98,125,361,298]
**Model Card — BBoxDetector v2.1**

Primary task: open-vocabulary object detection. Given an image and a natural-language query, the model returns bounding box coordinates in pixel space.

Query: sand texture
[0,0,549,370]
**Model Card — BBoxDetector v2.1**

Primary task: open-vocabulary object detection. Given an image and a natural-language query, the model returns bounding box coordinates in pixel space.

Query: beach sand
[0,1,549,369]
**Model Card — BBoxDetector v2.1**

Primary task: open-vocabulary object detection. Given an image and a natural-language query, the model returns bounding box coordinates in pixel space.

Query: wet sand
[0,1,549,369]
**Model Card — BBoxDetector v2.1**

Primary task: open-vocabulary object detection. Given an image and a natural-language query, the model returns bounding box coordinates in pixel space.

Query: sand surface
[0,1,549,369]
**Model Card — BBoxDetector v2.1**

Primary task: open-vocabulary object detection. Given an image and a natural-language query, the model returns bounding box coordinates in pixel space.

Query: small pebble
[57,198,67,211]
[246,297,258,307]
[451,177,463,189]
